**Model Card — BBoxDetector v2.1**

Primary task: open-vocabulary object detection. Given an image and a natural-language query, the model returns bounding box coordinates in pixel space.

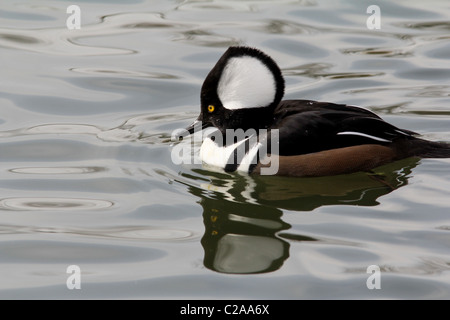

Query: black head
[186,46,285,135]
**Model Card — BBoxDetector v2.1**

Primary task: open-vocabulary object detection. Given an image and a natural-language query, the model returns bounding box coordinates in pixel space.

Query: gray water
[1,0,450,300]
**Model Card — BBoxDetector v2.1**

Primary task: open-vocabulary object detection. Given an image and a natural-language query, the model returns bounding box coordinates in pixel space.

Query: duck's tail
[400,138,450,159]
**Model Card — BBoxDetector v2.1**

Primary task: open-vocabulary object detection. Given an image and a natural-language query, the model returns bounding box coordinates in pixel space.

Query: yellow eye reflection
[207,105,215,113]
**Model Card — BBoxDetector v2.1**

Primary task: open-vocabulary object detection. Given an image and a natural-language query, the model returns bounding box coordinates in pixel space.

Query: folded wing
[271,100,417,156]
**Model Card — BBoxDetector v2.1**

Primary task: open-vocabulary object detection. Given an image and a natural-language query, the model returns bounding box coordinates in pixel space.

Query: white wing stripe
[337,131,391,142]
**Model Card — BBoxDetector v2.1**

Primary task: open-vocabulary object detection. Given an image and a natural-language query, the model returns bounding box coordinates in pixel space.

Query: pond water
[1,0,450,299]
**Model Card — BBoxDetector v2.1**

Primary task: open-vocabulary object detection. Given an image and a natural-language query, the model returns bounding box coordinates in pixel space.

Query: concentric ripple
[0,197,113,211]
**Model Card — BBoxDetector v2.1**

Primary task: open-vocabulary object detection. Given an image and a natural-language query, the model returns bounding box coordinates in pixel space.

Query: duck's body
[184,46,450,177]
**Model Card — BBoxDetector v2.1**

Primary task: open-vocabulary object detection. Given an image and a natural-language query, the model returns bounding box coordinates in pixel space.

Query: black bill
[185,119,212,135]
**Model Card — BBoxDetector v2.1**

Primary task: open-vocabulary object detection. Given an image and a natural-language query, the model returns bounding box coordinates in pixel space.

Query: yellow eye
[207,105,215,113]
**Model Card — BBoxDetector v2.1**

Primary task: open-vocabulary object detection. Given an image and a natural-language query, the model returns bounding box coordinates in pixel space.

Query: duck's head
[186,46,285,135]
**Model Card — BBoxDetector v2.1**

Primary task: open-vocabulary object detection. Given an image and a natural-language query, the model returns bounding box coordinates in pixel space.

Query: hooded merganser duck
[183,46,450,177]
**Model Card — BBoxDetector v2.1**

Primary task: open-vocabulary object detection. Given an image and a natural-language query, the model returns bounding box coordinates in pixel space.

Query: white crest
[217,56,276,110]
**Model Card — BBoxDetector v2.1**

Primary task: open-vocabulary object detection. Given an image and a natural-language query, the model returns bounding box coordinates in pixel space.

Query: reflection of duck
[200,197,292,274]
[180,157,417,274]
[251,157,420,211]
[186,156,418,211]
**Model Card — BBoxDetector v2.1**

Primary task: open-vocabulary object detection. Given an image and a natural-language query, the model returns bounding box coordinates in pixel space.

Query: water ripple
[345,257,450,276]
[9,166,106,175]
[0,117,185,144]
[69,67,178,79]
[0,225,197,242]
[256,19,319,35]
[0,240,164,264]
[399,21,450,31]
[0,12,175,56]
[81,226,197,241]
[0,27,132,56]
[0,197,113,211]
[341,46,413,57]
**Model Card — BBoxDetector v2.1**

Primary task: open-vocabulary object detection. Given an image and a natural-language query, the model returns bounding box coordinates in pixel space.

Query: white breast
[199,135,261,173]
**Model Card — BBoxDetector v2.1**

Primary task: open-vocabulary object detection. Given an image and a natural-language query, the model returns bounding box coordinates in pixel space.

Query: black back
[270,100,417,156]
